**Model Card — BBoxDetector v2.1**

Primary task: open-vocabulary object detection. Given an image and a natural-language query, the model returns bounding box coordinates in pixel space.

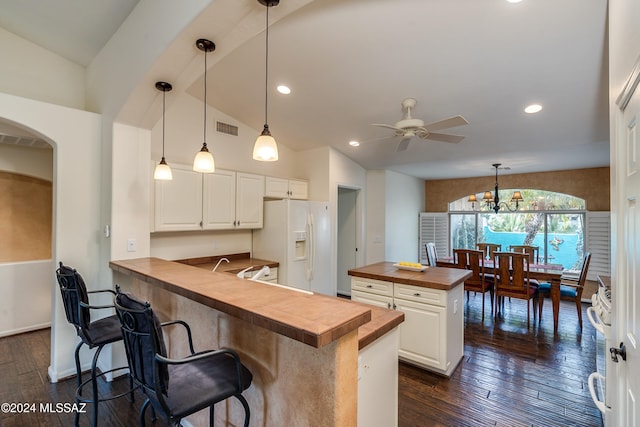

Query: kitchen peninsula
[110,257,404,427]
[348,262,471,377]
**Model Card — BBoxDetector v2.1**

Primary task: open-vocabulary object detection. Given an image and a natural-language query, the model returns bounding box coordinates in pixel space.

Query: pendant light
[253,0,279,162]
[154,81,173,180]
[193,38,216,173]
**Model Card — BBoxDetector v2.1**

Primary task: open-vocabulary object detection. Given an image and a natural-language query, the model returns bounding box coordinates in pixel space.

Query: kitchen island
[348,262,471,377]
[110,257,403,426]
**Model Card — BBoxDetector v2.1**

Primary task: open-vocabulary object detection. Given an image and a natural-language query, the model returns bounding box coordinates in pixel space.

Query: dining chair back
[538,252,591,329]
[476,243,502,259]
[509,245,540,263]
[454,249,493,321]
[493,251,539,327]
[425,242,438,267]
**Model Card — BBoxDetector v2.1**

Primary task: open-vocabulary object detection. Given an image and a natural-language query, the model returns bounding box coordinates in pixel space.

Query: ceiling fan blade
[424,132,465,143]
[396,138,411,152]
[372,123,403,131]
[423,115,469,132]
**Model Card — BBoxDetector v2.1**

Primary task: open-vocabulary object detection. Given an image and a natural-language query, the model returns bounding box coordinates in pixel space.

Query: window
[448,190,586,269]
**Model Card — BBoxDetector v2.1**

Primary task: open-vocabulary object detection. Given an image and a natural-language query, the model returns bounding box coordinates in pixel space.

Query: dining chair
[476,243,502,259]
[493,252,539,327]
[538,252,591,329]
[509,245,540,263]
[114,287,253,427]
[454,249,494,321]
[425,242,438,267]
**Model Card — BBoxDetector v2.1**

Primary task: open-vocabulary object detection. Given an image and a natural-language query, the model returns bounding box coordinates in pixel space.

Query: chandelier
[468,163,524,213]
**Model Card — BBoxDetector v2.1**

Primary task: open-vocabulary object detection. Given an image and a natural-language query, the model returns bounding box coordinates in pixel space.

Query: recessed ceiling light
[277,85,291,95]
[524,104,543,114]
[349,140,360,147]
[507,0,523,3]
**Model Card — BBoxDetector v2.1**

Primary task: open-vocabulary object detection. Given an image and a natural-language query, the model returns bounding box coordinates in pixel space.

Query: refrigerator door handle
[307,213,314,281]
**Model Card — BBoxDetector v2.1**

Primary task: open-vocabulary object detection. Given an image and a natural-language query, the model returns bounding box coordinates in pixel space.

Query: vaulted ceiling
[0,0,609,179]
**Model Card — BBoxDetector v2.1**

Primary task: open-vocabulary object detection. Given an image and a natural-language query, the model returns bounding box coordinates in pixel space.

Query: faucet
[250,266,270,281]
[212,257,230,272]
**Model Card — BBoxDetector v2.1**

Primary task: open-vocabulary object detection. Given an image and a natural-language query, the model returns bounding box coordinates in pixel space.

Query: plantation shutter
[419,212,449,264]
[585,211,611,280]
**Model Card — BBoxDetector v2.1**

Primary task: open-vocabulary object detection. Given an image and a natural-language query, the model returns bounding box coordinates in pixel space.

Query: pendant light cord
[264,4,269,125]
[203,48,208,145]
[162,89,166,157]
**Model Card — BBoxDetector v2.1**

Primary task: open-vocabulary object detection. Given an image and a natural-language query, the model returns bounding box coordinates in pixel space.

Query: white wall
[0,143,53,181]
[0,92,103,382]
[365,170,386,264]
[364,169,425,264]
[0,27,85,109]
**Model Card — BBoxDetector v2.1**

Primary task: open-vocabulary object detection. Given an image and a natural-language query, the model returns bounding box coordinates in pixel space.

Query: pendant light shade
[154,81,173,180]
[253,0,279,162]
[193,38,216,173]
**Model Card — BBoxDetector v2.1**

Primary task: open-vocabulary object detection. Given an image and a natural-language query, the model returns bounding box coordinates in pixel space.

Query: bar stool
[56,262,135,426]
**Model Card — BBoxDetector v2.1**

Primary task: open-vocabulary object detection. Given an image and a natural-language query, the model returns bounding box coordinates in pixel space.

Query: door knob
[610,342,627,362]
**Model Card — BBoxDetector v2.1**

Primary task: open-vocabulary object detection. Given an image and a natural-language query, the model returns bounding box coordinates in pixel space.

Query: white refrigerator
[252,199,334,295]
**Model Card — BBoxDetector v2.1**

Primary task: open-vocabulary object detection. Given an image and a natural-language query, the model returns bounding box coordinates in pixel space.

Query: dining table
[437,256,565,333]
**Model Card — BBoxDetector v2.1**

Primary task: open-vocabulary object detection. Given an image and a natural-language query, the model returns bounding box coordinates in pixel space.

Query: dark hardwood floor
[0,295,601,426]
[399,294,603,427]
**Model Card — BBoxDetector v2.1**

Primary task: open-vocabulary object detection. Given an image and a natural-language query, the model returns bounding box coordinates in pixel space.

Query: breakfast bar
[110,257,403,426]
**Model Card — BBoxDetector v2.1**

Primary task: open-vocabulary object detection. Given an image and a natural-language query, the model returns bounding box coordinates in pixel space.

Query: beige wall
[425,167,610,212]
[0,172,52,262]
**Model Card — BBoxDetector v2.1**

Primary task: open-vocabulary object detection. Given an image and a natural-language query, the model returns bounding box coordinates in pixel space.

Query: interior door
[615,64,640,427]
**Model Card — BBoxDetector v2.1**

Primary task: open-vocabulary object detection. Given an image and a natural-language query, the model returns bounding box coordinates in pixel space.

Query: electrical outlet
[127,238,137,252]
[453,299,458,314]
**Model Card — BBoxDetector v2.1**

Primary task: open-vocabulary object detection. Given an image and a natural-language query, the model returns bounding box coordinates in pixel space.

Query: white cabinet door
[264,176,289,198]
[235,172,264,229]
[394,297,447,372]
[202,169,236,230]
[154,165,203,231]
[288,179,308,200]
[265,176,308,200]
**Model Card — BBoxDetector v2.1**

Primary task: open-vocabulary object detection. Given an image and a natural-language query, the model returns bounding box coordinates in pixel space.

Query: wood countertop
[110,257,376,349]
[348,261,471,291]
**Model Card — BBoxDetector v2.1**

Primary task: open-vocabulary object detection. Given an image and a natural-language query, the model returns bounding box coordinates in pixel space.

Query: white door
[202,169,236,229]
[614,66,640,426]
[235,172,264,229]
[286,200,311,291]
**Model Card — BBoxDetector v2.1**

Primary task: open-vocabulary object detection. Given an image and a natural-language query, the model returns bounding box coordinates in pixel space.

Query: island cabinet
[349,262,470,377]
[154,164,264,231]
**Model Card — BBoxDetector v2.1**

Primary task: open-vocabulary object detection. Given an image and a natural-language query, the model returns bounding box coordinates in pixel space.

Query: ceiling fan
[372,98,469,151]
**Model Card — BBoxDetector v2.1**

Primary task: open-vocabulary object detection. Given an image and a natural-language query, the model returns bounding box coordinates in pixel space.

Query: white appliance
[587,278,613,425]
[252,199,333,295]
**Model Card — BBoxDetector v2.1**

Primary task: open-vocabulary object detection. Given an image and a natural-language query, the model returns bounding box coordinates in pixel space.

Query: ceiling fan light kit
[372,98,468,151]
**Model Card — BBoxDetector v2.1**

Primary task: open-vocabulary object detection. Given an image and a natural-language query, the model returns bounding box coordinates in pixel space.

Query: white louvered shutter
[585,211,611,280]
[419,213,449,264]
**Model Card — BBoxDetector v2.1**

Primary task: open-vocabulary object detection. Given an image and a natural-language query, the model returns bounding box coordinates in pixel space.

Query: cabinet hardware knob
[414,293,421,297]
[366,285,373,288]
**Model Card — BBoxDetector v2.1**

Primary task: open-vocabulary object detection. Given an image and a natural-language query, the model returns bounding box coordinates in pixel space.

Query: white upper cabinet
[153,165,264,231]
[154,164,203,231]
[265,176,308,200]
[234,172,265,228]
[202,169,236,229]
